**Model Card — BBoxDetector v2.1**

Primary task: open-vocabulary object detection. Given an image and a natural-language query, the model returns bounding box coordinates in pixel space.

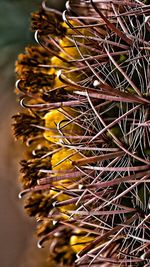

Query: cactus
[13,0,150,266]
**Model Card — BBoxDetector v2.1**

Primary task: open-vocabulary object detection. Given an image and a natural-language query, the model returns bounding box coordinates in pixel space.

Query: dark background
[0,1,65,267]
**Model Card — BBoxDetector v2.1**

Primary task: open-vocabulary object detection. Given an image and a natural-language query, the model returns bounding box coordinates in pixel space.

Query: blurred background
[0,1,66,267]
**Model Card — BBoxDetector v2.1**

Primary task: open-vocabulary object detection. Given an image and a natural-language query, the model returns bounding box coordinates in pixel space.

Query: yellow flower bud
[70,231,94,253]
[43,108,82,144]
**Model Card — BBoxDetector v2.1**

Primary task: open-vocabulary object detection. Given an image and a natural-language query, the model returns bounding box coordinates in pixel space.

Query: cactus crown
[13,0,150,266]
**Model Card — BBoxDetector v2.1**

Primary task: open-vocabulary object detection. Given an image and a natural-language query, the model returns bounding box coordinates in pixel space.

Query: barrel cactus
[13,0,150,266]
